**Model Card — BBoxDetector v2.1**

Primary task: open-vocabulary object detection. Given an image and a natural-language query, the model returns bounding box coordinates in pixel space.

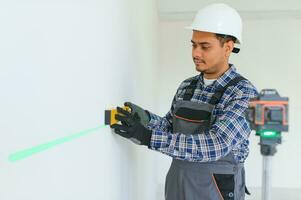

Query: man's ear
[225,40,235,57]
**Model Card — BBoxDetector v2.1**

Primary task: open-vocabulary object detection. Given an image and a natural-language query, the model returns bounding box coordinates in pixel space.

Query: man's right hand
[124,102,150,127]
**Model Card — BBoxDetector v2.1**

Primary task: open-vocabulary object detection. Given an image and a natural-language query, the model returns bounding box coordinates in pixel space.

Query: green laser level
[247,89,289,155]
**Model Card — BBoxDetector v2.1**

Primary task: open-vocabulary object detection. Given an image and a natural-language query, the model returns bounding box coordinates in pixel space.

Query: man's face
[191,31,232,79]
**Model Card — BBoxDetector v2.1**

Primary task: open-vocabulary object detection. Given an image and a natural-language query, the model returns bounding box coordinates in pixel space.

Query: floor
[156,185,301,200]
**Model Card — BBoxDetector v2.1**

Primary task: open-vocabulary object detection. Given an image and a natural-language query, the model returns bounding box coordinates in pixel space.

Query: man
[111,3,258,200]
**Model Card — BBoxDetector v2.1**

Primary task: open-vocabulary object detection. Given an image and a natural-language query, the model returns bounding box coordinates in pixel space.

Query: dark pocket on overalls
[212,174,235,200]
[173,107,211,134]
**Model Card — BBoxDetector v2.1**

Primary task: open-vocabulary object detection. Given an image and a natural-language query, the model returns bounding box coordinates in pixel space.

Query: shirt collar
[199,64,238,89]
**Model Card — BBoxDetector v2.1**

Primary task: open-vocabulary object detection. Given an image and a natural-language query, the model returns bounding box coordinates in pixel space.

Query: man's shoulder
[231,74,259,99]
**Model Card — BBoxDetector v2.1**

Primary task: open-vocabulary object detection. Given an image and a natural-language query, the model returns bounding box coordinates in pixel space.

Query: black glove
[124,102,150,127]
[110,107,152,147]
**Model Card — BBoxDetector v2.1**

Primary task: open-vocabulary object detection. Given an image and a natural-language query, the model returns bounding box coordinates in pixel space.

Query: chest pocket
[172,75,246,135]
[173,104,212,134]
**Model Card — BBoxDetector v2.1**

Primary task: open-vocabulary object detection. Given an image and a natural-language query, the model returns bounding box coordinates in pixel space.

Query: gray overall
[165,76,250,200]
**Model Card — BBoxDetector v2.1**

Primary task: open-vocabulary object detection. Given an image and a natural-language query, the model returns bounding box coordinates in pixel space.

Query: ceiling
[157,0,301,20]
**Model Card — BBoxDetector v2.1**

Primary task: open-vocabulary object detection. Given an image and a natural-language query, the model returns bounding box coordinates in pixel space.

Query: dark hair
[215,34,237,47]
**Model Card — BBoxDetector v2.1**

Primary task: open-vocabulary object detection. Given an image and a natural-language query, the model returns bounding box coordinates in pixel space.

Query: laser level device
[105,106,131,126]
[247,89,289,155]
[247,89,289,200]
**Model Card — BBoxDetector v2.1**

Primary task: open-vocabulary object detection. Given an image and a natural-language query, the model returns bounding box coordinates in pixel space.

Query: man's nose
[193,46,203,57]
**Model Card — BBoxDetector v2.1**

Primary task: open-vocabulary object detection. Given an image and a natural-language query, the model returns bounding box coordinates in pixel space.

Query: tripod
[259,133,281,200]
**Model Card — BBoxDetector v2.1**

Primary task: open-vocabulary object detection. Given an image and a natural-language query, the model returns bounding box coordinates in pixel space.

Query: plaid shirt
[147,65,258,163]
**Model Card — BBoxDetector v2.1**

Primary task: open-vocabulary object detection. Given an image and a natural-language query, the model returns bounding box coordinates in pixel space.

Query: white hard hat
[187,3,242,44]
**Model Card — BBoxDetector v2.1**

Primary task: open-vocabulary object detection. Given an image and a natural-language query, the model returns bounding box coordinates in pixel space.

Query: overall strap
[209,76,246,105]
[183,78,199,101]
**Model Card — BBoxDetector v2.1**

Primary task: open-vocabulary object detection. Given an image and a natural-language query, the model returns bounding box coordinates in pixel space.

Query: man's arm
[149,83,258,162]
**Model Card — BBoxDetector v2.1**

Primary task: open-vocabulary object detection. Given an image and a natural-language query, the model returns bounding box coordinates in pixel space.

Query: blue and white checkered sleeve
[149,83,258,162]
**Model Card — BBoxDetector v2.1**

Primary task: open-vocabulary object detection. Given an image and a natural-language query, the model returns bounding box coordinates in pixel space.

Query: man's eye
[201,46,210,50]
[192,44,197,48]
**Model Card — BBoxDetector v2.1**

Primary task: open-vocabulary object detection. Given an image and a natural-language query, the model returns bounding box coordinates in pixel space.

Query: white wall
[0,1,158,200]
[154,16,301,199]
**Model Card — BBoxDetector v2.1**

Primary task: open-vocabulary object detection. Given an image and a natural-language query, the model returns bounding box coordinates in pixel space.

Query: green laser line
[8,125,107,162]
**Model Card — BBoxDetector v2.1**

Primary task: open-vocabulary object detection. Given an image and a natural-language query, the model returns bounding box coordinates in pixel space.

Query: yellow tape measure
[104,106,131,125]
